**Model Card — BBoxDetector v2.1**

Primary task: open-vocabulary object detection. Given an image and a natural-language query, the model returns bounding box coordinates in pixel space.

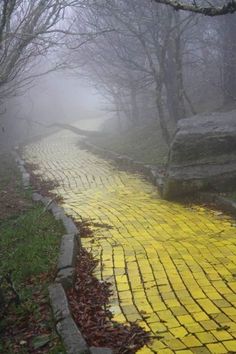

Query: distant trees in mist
[1,0,236,145]
[69,0,236,144]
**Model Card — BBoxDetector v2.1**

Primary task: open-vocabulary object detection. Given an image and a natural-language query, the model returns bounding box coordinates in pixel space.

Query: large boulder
[162,110,236,199]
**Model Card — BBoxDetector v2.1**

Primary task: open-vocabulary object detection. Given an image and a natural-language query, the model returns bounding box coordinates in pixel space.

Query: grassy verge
[0,153,65,353]
[89,122,169,166]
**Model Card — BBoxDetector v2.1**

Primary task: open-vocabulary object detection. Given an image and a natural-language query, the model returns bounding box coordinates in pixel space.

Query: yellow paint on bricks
[24,130,236,353]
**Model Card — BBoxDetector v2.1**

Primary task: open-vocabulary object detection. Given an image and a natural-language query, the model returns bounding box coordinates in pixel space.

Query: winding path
[25,130,236,353]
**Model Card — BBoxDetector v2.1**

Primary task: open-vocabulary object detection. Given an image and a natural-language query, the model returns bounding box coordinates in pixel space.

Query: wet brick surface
[24,131,236,353]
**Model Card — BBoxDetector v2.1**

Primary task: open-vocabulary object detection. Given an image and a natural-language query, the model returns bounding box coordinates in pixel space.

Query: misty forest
[1,1,236,353]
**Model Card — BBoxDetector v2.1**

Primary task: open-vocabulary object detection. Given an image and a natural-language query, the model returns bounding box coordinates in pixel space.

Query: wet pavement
[24,130,236,353]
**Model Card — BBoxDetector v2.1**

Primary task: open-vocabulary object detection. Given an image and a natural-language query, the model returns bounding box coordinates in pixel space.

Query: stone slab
[57,234,78,270]
[90,347,113,354]
[32,192,43,202]
[51,205,66,220]
[56,317,89,354]
[61,215,79,235]
[48,283,70,322]
[56,267,75,290]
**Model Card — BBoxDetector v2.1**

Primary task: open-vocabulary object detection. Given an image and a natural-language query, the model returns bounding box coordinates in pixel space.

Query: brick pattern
[24,131,236,353]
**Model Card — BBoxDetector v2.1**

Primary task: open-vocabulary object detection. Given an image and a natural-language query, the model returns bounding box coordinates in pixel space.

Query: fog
[10,71,107,127]
[0,69,110,149]
[1,0,236,149]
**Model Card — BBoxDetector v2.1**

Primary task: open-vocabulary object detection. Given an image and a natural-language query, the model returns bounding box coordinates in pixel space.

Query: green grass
[0,153,66,353]
[90,122,169,166]
[0,204,64,293]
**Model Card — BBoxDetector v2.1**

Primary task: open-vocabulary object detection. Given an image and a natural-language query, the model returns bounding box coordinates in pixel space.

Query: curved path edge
[80,139,236,217]
[13,149,113,354]
[79,139,165,194]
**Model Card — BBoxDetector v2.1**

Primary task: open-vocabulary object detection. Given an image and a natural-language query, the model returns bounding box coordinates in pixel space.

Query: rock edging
[14,150,113,354]
[199,192,236,216]
[81,140,236,217]
[80,139,166,195]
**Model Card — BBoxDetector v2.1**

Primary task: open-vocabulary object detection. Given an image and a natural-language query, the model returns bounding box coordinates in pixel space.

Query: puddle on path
[25,131,236,353]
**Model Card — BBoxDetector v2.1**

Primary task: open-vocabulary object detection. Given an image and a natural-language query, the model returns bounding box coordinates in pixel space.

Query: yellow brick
[117,283,130,291]
[206,291,222,300]
[196,331,217,344]
[151,340,167,350]
[26,131,236,354]
[206,343,228,353]
[178,315,195,325]
[185,304,202,313]
[181,335,202,347]
[165,338,186,350]
[222,307,236,317]
[136,345,153,353]
[222,340,236,351]
[197,299,220,314]
[138,321,150,331]
[193,312,209,322]
[201,320,218,331]
[212,330,233,341]
[113,313,126,323]
[170,327,188,338]
[185,323,204,333]
[149,322,167,333]
[165,299,181,307]
[171,306,188,316]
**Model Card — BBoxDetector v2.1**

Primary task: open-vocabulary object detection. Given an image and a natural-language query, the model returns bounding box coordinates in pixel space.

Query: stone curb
[81,140,236,218]
[13,151,30,189]
[14,149,113,354]
[199,192,236,216]
[80,139,166,195]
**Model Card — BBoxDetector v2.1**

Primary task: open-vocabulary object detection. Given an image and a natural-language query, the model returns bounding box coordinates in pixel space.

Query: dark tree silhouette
[152,0,236,16]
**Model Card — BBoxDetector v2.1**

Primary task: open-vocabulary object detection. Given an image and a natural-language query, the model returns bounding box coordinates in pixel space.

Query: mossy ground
[90,122,169,166]
[0,153,65,353]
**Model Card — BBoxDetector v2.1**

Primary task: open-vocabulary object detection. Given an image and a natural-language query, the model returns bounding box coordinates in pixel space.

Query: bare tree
[152,0,236,16]
[71,0,198,144]
[0,0,81,105]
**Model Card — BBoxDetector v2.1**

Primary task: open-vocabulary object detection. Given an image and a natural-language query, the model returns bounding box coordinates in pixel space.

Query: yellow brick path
[25,131,236,353]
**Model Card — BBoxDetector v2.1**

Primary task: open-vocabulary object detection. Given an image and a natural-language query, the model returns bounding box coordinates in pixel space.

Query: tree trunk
[130,86,140,125]
[156,88,170,145]
[164,12,186,123]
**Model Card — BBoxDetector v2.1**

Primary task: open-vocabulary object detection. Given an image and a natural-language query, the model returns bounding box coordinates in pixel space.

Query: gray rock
[61,215,79,235]
[57,234,78,270]
[22,172,30,188]
[48,283,70,322]
[41,196,52,207]
[132,160,145,172]
[32,192,43,202]
[56,317,89,354]
[214,196,236,214]
[51,205,66,220]
[18,159,25,166]
[19,166,26,175]
[56,267,75,289]
[46,200,58,211]
[163,111,236,199]
[90,347,113,354]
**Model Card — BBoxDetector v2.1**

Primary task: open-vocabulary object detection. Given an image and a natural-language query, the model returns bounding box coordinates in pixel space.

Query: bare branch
[151,0,236,16]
